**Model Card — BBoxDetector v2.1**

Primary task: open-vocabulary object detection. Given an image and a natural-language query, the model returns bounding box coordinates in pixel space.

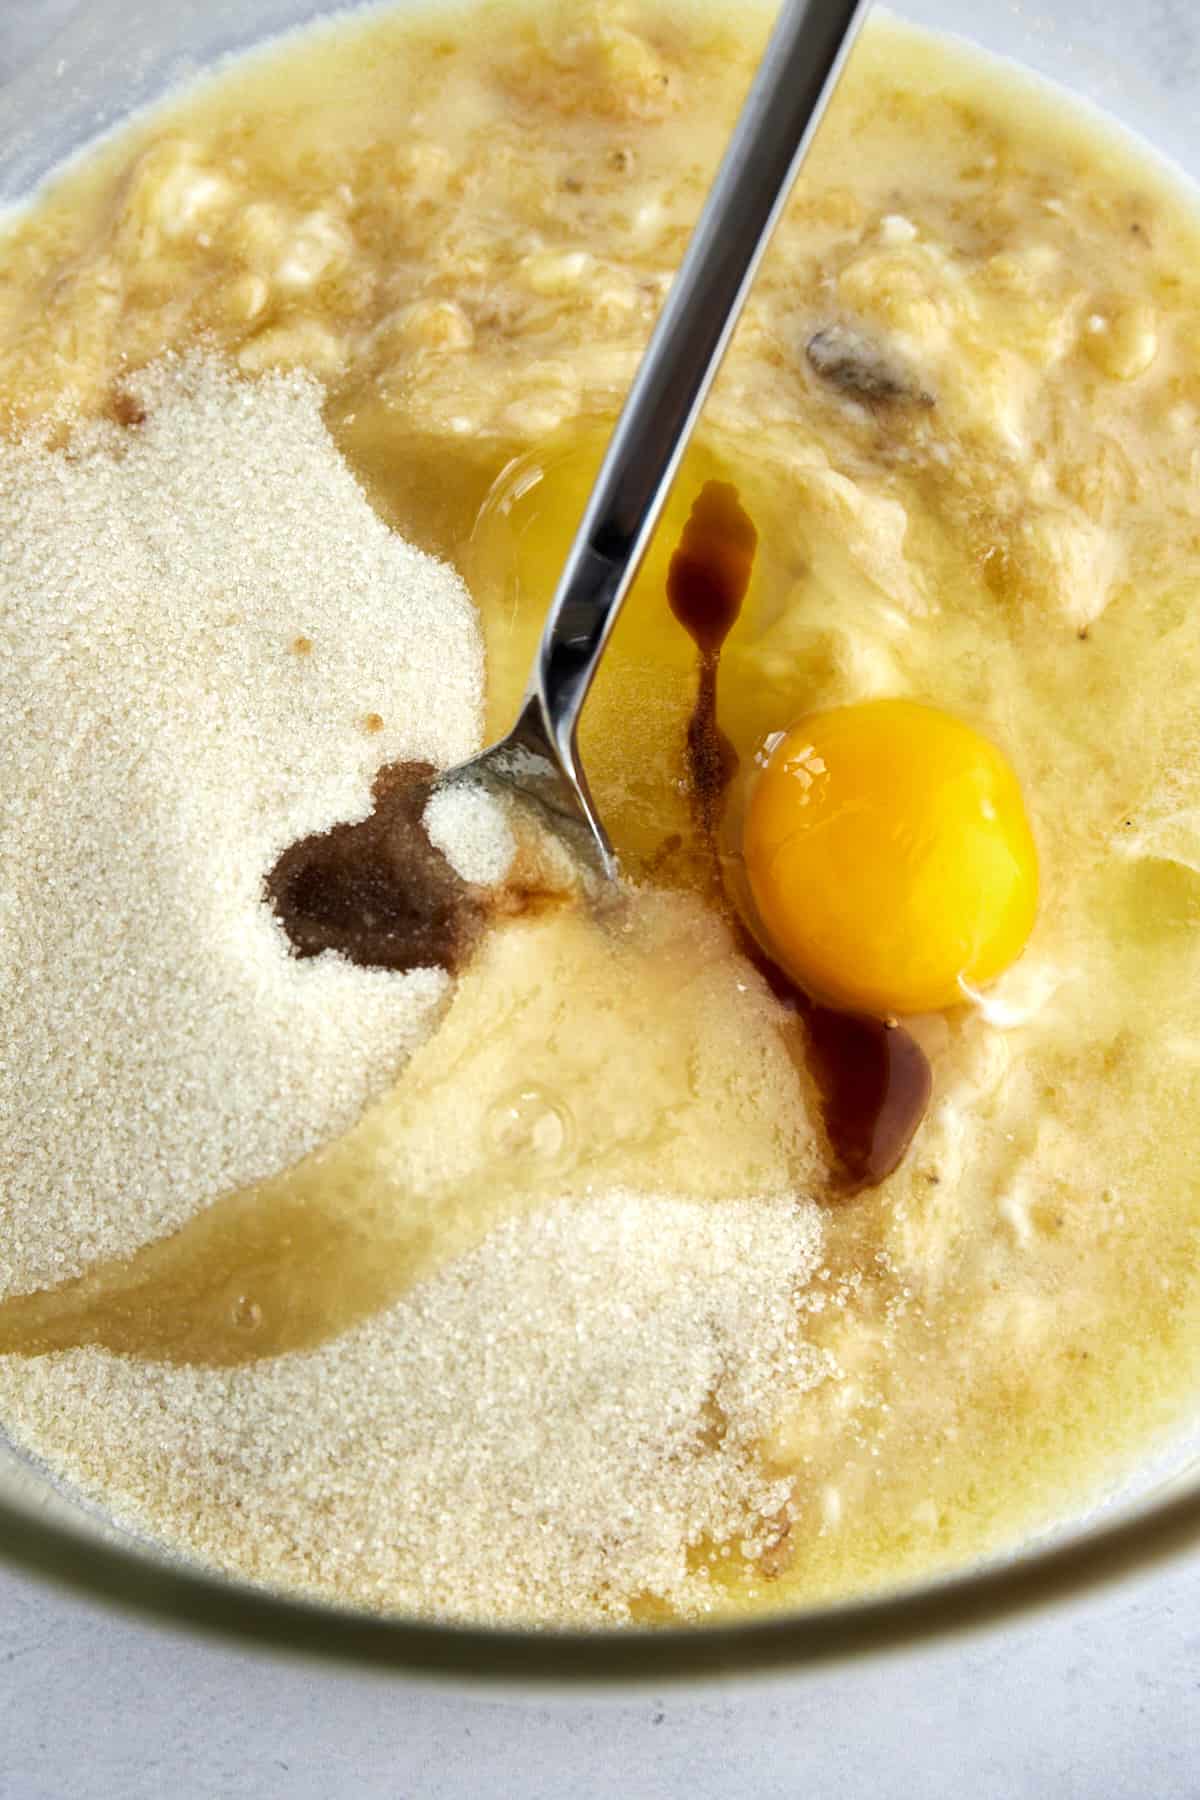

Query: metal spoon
[438,0,869,881]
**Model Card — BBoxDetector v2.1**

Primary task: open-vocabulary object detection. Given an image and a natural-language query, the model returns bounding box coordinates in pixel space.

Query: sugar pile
[0,356,482,1299]
[0,1189,829,1623]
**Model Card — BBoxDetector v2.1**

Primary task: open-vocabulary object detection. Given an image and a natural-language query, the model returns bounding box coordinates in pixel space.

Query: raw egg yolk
[743,698,1038,1016]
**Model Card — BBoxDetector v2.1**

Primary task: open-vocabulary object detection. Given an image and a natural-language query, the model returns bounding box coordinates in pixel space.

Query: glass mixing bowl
[1,0,1198,1685]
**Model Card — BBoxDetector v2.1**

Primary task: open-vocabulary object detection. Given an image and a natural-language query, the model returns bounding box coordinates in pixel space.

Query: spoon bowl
[441,694,616,885]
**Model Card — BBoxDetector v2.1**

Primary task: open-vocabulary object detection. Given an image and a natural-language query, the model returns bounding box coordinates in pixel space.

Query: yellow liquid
[0,888,820,1368]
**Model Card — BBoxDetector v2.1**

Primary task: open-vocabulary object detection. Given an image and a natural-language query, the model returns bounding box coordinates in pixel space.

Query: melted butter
[0,1136,443,1367]
[0,893,821,1366]
[0,1063,572,1368]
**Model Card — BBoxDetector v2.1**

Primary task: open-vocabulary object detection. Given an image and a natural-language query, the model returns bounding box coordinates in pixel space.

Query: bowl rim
[4,1467,1200,1684]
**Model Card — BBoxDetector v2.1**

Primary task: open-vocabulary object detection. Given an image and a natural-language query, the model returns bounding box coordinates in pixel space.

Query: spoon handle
[528,0,869,769]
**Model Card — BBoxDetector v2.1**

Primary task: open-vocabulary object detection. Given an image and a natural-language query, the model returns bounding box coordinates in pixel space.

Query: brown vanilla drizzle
[666,480,931,1193]
[265,759,486,974]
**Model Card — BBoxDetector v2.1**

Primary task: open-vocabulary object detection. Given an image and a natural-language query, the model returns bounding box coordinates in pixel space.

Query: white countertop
[1,1550,1197,1797]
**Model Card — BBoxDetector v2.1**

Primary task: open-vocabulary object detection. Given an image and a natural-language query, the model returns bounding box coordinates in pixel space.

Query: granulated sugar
[0,1189,829,1624]
[0,356,483,1299]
